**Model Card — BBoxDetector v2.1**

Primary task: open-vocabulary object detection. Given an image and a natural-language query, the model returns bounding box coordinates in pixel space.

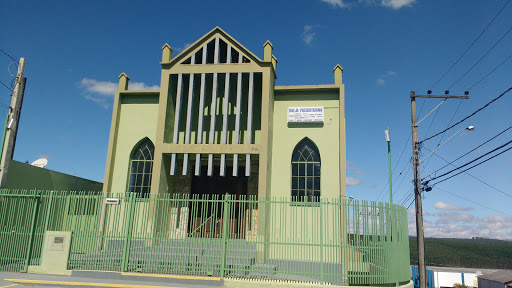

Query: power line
[377,160,411,202]
[430,143,512,186]
[421,86,512,143]
[421,145,512,199]
[406,197,415,210]
[401,189,414,206]
[431,124,512,176]
[448,24,512,90]
[431,0,511,89]
[0,49,18,64]
[376,134,411,201]
[376,101,427,202]
[436,186,512,217]
[467,52,512,91]
[389,164,412,203]
[0,80,13,92]
[428,139,512,182]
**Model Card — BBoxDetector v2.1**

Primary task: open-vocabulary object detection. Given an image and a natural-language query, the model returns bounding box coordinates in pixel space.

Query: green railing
[0,189,410,286]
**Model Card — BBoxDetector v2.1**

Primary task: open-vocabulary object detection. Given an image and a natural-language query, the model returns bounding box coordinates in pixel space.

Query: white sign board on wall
[288,107,324,123]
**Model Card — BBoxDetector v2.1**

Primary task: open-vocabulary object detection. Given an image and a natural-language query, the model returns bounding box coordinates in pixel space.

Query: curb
[5,279,183,288]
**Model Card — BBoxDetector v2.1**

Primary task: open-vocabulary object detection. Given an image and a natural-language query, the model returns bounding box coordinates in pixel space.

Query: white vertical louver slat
[195,45,208,176]
[232,53,243,176]
[170,73,184,175]
[245,72,254,176]
[183,54,196,175]
[207,37,220,176]
[220,44,232,176]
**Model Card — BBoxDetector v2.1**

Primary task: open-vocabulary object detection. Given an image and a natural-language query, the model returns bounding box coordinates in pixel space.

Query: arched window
[127,138,154,198]
[291,138,320,202]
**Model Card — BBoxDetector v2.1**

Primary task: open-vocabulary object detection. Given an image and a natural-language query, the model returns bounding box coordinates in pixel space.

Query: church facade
[102,27,346,202]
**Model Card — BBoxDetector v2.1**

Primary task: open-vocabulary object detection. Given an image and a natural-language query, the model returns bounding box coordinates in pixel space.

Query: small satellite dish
[31,158,48,168]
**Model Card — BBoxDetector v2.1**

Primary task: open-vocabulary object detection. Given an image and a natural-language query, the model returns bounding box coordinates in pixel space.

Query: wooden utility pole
[410,91,469,288]
[0,58,26,188]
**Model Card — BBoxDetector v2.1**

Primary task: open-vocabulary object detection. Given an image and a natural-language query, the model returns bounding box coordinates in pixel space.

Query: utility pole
[410,91,469,288]
[0,58,26,188]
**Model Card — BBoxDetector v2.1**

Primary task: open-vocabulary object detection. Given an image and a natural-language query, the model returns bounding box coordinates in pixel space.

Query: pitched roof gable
[163,27,264,66]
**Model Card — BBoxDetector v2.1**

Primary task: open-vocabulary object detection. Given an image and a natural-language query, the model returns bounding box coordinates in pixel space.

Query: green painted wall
[109,94,159,193]
[4,160,102,191]
[270,90,341,199]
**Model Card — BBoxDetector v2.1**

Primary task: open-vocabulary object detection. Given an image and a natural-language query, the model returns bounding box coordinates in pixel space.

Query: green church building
[0,27,410,287]
[102,26,346,203]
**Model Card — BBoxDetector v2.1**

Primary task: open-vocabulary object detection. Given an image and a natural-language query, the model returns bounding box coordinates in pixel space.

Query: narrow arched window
[128,138,154,198]
[291,138,320,203]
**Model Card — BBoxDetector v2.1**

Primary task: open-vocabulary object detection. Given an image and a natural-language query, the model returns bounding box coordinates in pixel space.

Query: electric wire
[467,52,512,91]
[420,87,512,143]
[431,0,511,89]
[430,124,512,176]
[406,198,415,210]
[388,163,412,203]
[0,80,13,92]
[375,100,427,202]
[421,145,512,199]
[400,189,414,206]
[448,25,512,90]
[430,143,512,186]
[0,49,18,64]
[436,186,512,217]
[428,139,512,182]
[420,99,465,177]
[375,134,411,201]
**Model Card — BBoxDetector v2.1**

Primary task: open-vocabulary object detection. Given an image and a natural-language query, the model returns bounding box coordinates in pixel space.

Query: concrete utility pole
[0,58,26,188]
[410,91,469,288]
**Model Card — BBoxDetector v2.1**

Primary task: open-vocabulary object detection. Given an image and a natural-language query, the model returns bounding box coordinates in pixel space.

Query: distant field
[409,237,512,269]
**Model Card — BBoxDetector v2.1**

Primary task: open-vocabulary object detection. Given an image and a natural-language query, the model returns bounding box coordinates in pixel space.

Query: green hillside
[409,237,512,269]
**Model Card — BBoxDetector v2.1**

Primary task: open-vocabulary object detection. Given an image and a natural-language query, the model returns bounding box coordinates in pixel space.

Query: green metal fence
[0,190,410,286]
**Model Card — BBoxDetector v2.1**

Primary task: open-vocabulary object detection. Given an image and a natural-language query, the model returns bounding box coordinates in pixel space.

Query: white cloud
[376,70,396,86]
[80,78,117,96]
[347,177,363,186]
[322,0,414,9]
[129,82,160,91]
[321,0,351,8]
[408,211,512,240]
[79,78,159,108]
[84,95,109,109]
[301,25,321,45]
[175,42,193,53]
[433,201,473,211]
[407,208,429,216]
[381,0,415,9]
[37,154,50,160]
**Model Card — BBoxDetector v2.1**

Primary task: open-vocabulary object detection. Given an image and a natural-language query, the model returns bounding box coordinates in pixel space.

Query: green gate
[0,190,42,272]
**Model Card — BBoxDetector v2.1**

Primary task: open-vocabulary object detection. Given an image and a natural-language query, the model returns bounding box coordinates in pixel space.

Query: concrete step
[247,264,277,278]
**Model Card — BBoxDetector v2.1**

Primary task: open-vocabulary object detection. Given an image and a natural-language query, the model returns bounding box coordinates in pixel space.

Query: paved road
[0,271,222,288]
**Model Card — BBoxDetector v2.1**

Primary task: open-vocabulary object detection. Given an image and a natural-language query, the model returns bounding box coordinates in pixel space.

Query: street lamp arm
[420,126,474,163]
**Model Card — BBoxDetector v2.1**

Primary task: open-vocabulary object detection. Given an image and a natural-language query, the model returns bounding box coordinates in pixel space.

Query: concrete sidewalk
[0,271,223,288]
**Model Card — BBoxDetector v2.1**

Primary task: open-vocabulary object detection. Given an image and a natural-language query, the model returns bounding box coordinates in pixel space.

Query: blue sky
[1,0,511,239]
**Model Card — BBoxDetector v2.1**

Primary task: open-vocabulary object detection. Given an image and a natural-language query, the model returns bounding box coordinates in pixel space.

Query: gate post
[220,194,231,278]
[23,188,41,272]
[122,192,136,272]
